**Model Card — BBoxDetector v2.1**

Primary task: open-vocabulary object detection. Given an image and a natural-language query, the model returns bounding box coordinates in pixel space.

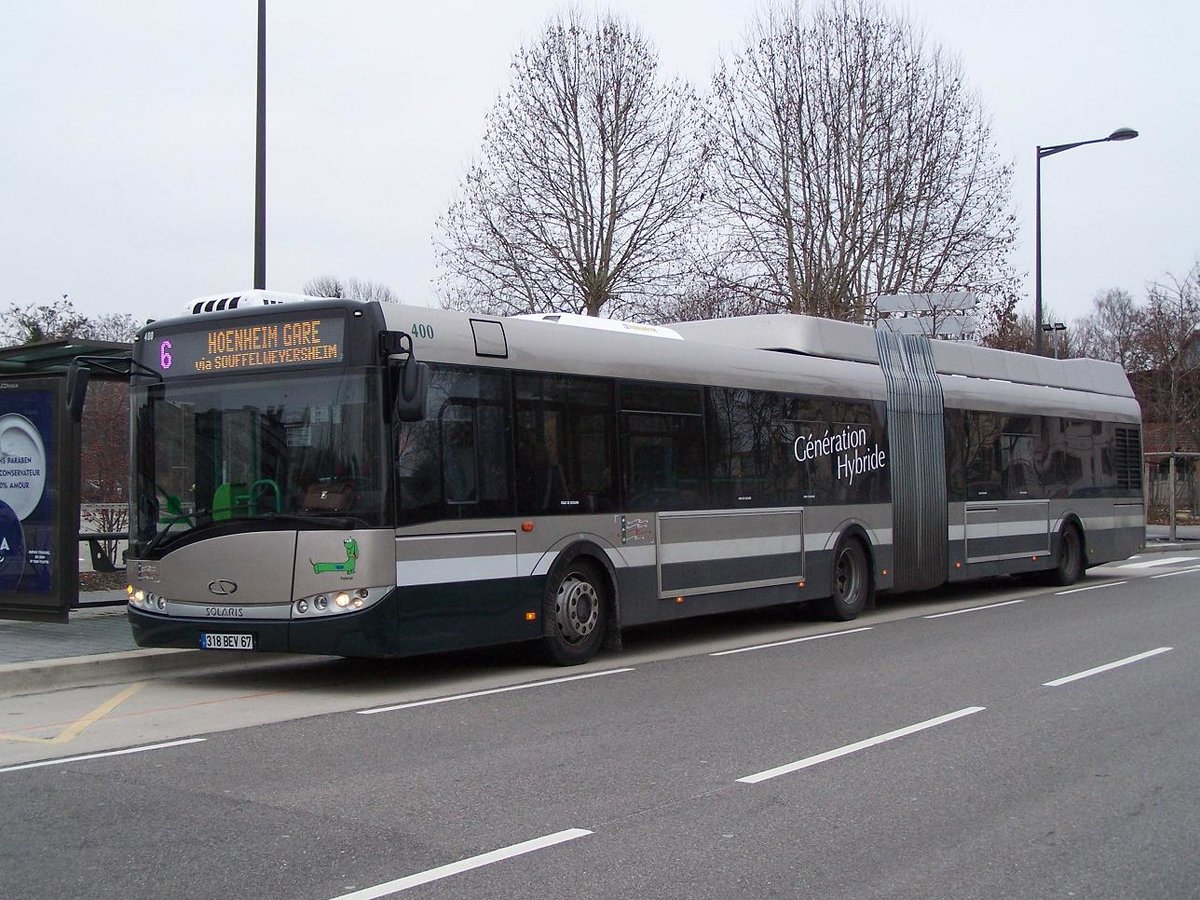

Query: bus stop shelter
[0,338,130,622]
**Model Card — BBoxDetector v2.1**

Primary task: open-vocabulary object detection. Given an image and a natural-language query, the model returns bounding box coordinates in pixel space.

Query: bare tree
[1070,288,1148,370]
[1,295,90,345]
[82,313,141,343]
[976,290,1027,352]
[979,307,1073,356]
[705,0,1017,322]
[1140,262,1200,453]
[435,9,707,319]
[79,379,130,567]
[3,298,145,346]
[303,276,399,303]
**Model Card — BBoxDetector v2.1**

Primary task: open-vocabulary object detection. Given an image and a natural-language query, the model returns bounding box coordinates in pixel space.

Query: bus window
[395,366,512,523]
[441,406,478,504]
[515,374,616,514]
[708,387,787,506]
[620,383,705,510]
[965,412,1003,498]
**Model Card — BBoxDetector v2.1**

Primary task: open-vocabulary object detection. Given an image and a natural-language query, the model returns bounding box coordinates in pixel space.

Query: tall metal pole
[253,0,267,290]
[1032,128,1138,356]
[1034,149,1044,356]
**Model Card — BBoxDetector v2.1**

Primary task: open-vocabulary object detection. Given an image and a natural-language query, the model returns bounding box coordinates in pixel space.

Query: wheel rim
[835,548,859,603]
[555,574,599,645]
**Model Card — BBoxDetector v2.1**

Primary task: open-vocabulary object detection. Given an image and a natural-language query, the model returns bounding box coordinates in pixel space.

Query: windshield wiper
[144,510,206,553]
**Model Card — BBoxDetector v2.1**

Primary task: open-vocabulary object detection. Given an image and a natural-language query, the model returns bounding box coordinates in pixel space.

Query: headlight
[292,586,389,618]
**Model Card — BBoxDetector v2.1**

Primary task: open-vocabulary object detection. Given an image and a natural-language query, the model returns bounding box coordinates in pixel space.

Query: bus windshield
[131,369,385,553]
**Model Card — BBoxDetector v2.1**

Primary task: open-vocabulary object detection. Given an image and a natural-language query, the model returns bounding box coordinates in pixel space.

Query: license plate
[200,633,255,650]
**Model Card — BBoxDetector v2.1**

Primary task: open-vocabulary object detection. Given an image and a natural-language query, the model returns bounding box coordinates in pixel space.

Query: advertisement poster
[0,377,77,620]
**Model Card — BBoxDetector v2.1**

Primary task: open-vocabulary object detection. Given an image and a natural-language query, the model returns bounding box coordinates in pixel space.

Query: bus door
[395,380,522,644]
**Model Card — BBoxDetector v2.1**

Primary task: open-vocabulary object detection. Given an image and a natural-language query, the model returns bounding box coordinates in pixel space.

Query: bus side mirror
[393,360,429,422]
[66,361,90,422]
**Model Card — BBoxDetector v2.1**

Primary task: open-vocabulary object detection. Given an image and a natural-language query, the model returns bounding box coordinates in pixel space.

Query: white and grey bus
[86,291,1143,665]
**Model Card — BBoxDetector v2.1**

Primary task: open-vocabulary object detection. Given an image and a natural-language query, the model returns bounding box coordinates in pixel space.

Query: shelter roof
[0,339,130,376]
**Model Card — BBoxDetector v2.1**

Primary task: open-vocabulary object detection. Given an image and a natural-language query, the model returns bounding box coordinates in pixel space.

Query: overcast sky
[3,0,1196,331]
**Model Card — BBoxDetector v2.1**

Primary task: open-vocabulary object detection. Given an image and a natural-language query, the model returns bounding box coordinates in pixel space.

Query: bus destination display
[149,315,345,376]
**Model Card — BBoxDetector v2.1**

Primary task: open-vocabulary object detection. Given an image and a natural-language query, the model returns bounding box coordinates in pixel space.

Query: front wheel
[540,559,607,666]
[820,537,872,621]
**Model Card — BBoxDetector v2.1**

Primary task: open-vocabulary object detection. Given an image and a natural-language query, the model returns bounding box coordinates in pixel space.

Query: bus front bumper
[127,589,402,658]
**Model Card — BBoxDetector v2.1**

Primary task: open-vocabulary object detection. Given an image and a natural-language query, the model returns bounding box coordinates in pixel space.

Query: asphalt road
[2,553,1198,899]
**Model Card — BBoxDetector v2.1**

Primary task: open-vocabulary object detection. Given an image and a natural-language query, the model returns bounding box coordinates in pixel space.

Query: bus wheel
[541,559,606,666]
[1047,524,1084,586]
[821,537,871,621]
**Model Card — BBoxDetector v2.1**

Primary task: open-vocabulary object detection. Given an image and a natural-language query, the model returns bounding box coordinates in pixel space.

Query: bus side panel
[1077,500,1145,567]
[614,541,876,623]
[657,509,805,597]
[385,530,538,655]
[387,578,541,656]
[612,505,892,626]
[963,500,1051,564]
[945,498,1145,581]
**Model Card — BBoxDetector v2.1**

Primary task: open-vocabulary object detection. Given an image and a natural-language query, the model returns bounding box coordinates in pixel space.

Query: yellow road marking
[0,683,146,745]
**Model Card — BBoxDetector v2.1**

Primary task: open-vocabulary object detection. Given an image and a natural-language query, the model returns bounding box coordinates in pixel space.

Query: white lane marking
[329,828,593,899]
[924,599,1025,619]
[0,738,207,774]
[1055,581,1127,595]
[709,627,872,656]
[1117,557,1194,570]
[1043,647,1173,687]
[1151,565,1200,579]
[356,668,635,715]
[737,707,986,784]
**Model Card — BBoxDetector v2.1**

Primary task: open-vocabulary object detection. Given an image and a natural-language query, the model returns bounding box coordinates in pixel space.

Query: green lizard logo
[311,538,359,575]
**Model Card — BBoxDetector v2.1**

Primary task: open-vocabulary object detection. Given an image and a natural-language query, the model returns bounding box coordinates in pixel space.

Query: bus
[76,291,1144,665]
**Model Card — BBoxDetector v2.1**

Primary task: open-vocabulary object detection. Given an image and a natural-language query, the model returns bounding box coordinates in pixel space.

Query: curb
[1141,540,1200,552]
[0,648,298,698]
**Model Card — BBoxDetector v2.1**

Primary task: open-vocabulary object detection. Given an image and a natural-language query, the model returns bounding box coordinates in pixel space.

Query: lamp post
[1034,127,1138,355]
[1041,321,1067,358]
[253,0,266,290]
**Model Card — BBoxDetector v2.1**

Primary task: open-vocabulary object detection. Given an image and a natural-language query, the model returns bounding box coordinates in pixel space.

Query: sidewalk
[1,591,134,666]
[1145,523,1200,544]
[0,590,285,697]
[2,527,1196,694]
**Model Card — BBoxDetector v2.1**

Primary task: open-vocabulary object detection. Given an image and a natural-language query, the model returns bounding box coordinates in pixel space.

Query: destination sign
[148,314,345,377]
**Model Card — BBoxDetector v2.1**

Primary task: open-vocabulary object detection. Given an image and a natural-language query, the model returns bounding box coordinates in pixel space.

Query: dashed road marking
[329,828,593,898]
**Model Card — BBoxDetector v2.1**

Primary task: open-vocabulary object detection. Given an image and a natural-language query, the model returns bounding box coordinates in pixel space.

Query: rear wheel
[540,559,607,666]
[821,537,872,621]
[1046,524,1084,586]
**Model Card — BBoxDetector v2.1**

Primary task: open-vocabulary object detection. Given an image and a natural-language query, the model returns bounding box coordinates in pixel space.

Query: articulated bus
[85,291,1143,665]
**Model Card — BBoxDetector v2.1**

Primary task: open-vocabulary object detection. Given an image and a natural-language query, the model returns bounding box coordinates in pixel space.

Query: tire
[821,537,872,621]
[540,558,607,666]
[1046,524,1084,586]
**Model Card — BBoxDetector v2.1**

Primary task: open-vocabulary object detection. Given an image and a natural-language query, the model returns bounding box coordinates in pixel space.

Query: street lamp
[1034,127,1138,355]
[1041,321,1067,358]
[254,0,266,290]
